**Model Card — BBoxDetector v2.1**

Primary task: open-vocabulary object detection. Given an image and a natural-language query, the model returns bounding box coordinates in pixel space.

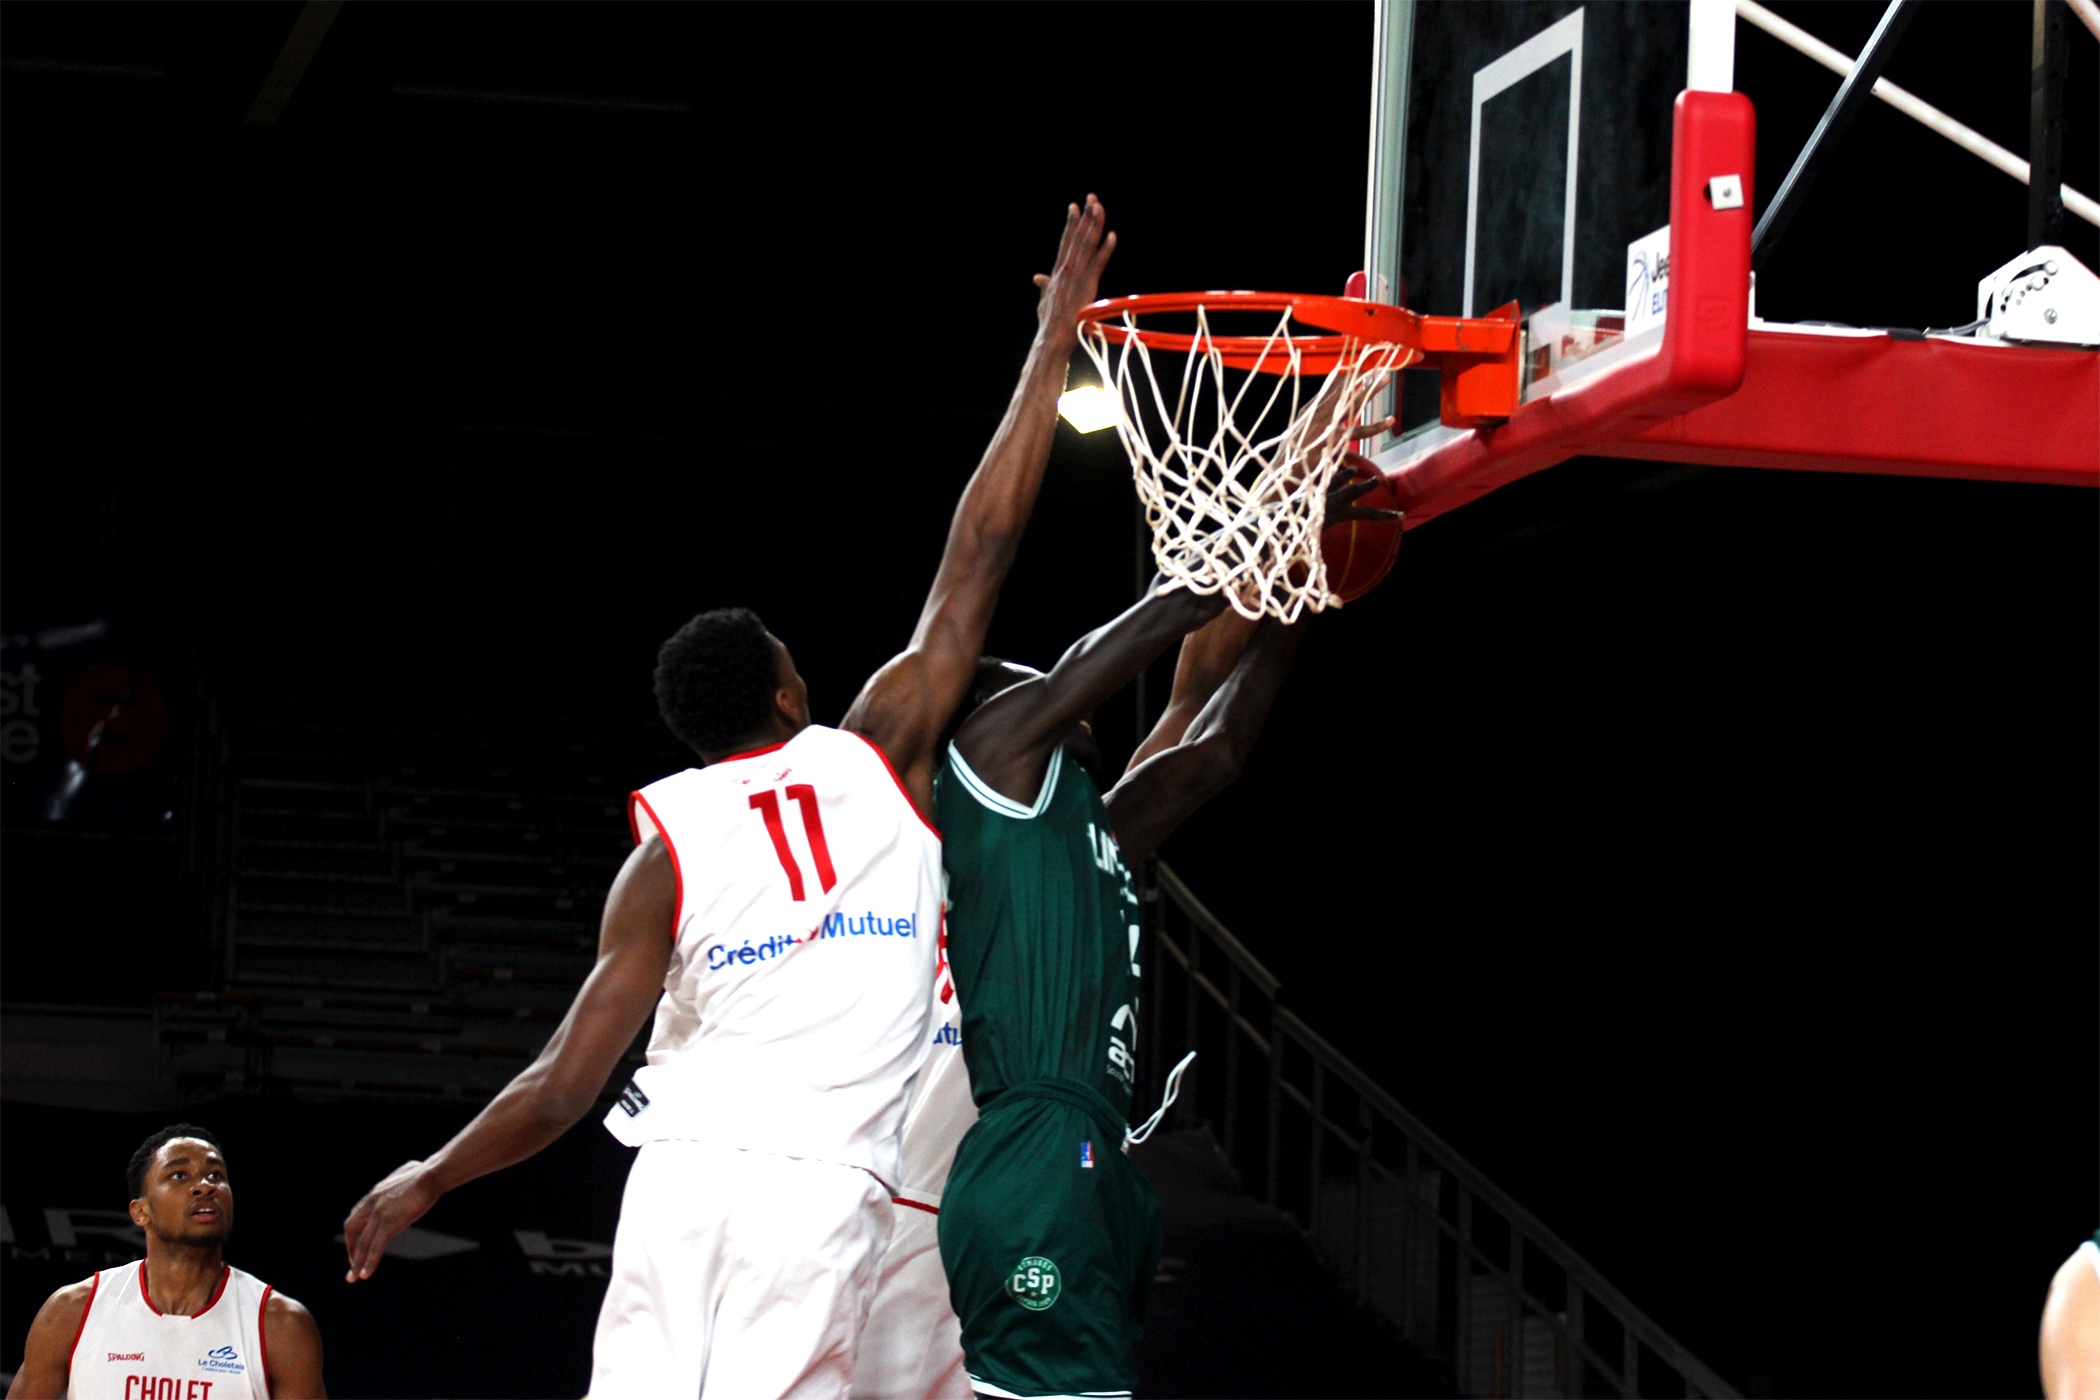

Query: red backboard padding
[1603,330,2100,487]
[1386,90,1759,528]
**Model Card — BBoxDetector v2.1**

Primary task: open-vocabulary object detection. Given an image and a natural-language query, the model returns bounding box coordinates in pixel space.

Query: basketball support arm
[1749,0,1916,270]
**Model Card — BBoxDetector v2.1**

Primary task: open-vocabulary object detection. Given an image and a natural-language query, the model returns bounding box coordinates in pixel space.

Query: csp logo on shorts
[1007,1255,1061,1311]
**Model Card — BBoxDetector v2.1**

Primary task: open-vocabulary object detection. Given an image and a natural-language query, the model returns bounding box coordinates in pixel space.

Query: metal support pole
[1456,1188,1474,1395]
[1265,1023,1283,1207]
[1355,1098,1374,1303]
[1182,921,1201,1124]
[1403,1137,1423,1346]
[1308,1063,1327,1238]
[1506,1233,1525,1399]
[2029,0,2068,248]
[1751,0,1918,269]
[1223,966,1243,1157]
[1567,1279,1587,1398]
[1143,875,1164,1123]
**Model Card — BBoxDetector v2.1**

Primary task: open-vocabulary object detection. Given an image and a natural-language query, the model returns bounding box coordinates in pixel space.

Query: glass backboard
[1366,1,1710,438]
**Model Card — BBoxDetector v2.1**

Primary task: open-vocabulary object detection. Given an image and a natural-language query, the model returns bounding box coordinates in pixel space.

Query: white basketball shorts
[850,1201,970,1400]
[590,1140,892,1400]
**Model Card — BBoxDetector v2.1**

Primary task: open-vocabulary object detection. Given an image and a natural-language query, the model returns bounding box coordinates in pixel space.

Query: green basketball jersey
[935,742,1142,1120]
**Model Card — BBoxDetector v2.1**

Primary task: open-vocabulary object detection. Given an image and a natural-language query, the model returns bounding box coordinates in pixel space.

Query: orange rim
[1078,290,1425,376]
[1077,290,1520,376]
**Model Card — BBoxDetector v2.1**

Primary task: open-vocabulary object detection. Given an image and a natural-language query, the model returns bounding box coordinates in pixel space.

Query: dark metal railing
[1139,862,1740,1400]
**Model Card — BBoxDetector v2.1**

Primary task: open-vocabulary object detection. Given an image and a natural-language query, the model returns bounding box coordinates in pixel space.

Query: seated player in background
[340,197,1117,1400]
[900,469,1391,1400]
[2043,1231,2100,1399]
[8,1125,325,1400]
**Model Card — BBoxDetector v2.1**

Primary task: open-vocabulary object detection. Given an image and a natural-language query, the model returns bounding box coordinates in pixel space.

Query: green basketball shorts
[936,1078,1162,1399]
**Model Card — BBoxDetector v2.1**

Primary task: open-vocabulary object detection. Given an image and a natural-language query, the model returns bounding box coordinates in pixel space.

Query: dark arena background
[3,4,2094,1398]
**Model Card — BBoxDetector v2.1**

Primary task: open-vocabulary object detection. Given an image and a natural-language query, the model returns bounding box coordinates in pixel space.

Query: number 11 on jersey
[749,785,837,901]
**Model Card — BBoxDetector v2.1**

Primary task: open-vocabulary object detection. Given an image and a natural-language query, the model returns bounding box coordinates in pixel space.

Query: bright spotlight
[1057,385,1119,434]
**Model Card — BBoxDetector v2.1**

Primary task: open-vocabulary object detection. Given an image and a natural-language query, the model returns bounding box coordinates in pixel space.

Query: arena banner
[0,620,182,830]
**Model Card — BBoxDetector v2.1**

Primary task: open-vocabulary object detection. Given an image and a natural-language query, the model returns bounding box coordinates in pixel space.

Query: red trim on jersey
[891,1196,940,1216]
[629,791,686,946]
[718,739,791,763]
[846,731,941,839]
[936,909,954,1004]
[67,1270,99,1368]
[258,1284,275,1391]
[138,1261,229,1318]
[195,1263,231,1318]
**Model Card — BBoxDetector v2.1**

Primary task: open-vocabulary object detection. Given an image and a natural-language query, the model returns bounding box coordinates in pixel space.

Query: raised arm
[341,839,675,1282]
[841,196,1117,813]
[1124,609,1262,772]
[1102,613,1309,865]
[1123,446,1396,773]
[954,579,1225,806]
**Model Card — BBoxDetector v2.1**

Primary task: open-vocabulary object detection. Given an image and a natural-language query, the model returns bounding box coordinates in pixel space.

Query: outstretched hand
[1328,426,1401,526]
[342,1160,441,1283]
[1032,195,1117,347]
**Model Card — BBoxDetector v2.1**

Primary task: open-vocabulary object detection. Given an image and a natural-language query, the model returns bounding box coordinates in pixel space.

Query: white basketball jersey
[66,1261,271,1400]
[606,724,944,1190]
[891,1001,977,1211]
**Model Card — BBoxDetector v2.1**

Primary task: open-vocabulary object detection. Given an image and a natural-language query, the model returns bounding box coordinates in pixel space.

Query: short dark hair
[655,607,781,755]
[127,1124,225,1199]
[939,656,1036,749]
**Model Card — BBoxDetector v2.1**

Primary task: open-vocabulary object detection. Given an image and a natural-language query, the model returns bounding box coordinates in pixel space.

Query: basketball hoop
[1076,289,1520,622]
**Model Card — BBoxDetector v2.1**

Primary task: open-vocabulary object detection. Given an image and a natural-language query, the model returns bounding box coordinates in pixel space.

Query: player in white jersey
[8,1125,325,1400]
[341,195,1119,1399]
[851,988,978,1400]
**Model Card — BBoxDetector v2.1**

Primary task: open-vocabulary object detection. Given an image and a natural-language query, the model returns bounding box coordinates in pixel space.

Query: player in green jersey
[934,470,1393,1399]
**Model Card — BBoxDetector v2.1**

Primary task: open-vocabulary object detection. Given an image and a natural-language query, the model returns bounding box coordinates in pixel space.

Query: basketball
[1320,466,1402,603]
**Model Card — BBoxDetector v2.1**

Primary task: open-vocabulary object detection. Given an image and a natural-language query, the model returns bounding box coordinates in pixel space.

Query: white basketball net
[1080,305,1408,623]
